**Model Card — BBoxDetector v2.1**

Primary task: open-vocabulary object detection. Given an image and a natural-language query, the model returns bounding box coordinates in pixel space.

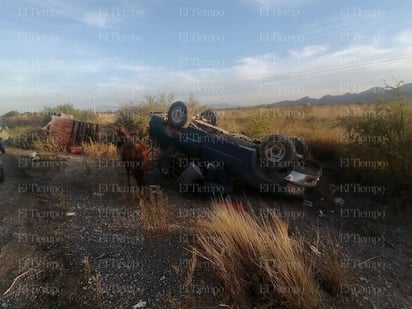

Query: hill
[267,83,412,106]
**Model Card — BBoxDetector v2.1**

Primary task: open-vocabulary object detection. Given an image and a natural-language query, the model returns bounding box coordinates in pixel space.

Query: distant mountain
[267,83,412,107]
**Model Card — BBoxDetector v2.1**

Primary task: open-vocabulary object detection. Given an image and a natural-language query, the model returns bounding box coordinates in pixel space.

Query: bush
[244,109,272,139]
[2,113,43,129]
[6,128,45,149]
[81,140,118,159]
[194,200,320,308]
[113,93,204,139]
[139,185,170,235]
[42,103,99,124]
[113,93,175,139]
[337,83,412,192]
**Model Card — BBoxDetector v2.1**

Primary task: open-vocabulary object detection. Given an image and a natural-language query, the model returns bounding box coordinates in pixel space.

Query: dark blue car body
[149,113,321,196]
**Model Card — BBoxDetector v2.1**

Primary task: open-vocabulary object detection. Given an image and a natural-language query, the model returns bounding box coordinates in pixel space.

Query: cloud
[289,45,327,58]
[2,34,412,114]
[23,0,114,28]
[234,54,278,80]
[249,0,317,7]
[77,12,109,28]
[395,30,412,45]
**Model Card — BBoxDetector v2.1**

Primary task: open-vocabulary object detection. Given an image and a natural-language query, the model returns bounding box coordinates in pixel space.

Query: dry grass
[216,104,374,145]
[82,257,104,308]
[183,250,199,307]
[90,273,104,308]
[313,233,347,297]
[217,102,412,175]
[81,256,92,279]
[163,251,199,309]
[193,200,320,308]
[139,185,170,234]
[319,257,346,297]
[32,139,65,153]
[81,140,118,159]
[96,112,116,125]
[217,102,412,152]
[2,112,44,129]
[185,250,197,290]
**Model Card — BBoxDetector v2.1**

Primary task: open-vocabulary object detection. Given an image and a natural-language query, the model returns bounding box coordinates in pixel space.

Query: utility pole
[93,93,96,114]
[89,90,96,114]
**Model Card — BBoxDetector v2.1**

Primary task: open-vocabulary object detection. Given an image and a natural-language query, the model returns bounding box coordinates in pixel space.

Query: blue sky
[1,0,412,114]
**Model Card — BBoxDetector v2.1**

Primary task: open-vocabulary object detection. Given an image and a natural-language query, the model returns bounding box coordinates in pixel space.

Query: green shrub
[113,93,202,139]
[42,103,98,124]
[337,83,412,192]
[113,93,173,138]
[6,128,45,149]
[244,109,272,139]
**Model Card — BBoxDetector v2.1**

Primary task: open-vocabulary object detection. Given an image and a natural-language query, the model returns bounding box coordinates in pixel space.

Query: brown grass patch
[81,140,118,159]
[162,250,199,309]
[313,233,348,298]
[215,104,374,147]
[139,185,170,234]
[194,200,320,308]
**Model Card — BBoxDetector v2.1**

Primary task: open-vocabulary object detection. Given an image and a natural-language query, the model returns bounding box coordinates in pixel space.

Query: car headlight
[285,170,319,187]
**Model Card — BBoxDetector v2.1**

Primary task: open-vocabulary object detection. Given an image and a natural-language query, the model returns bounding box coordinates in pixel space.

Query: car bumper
[284,169,320,188]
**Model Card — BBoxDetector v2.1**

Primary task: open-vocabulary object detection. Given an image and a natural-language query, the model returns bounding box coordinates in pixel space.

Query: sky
[1,0,412,114]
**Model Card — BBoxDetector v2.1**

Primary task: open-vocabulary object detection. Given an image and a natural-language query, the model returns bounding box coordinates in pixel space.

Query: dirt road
[0,148,411,308]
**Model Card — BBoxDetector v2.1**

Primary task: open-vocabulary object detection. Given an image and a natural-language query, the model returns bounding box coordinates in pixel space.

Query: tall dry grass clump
[81,140,118,159]
[139,185,170,234]
[194,201,319,308]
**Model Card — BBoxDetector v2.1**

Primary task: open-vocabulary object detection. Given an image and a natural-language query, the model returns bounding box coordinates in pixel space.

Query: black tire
[291,137,308,159]
[0,163,4,183]
[259,134,296,169]
[200,109,217,126]
[167,101,188,129]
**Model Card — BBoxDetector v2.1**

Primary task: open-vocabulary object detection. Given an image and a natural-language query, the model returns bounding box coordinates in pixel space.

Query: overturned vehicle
[149,101,322,196]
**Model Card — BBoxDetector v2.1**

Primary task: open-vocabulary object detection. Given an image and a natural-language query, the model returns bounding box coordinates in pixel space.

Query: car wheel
[200,109,217,125]
[259,134,296,169]
[291,137,308,159]
[167,101,188,128]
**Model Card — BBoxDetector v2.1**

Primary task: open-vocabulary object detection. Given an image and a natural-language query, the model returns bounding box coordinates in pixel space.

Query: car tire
[259,134,296,169]
[200,109,217,126]
[291,137,308,159]
[167,101,188,129]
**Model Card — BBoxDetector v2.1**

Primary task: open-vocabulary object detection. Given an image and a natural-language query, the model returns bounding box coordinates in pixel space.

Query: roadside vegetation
[191,199,347,308]
[1,84,411,199]
[1,87,410,307]
[113,93,205,139]
[194,200,319,308]
[215,84,412,205]
[336,84,412,194]
[2,86,411,201]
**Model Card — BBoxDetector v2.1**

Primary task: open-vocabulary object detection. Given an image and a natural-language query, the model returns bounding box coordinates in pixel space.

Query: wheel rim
[201,110,216,124]
[171,107,185,123]
[264,142,285,162]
